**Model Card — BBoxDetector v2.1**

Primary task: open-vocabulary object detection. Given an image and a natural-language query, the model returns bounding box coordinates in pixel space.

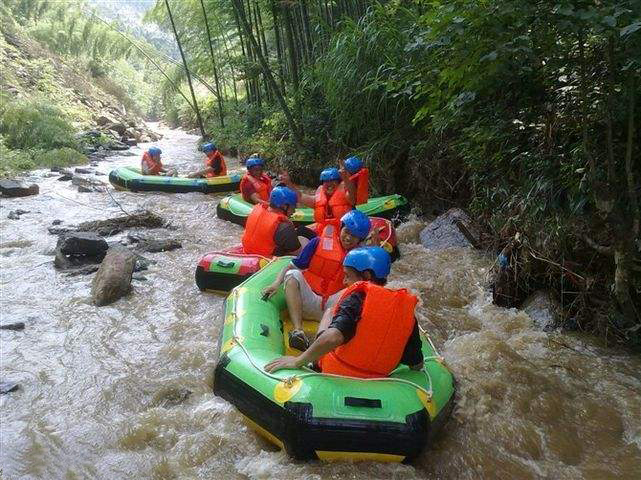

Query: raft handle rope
[228,295,440,398]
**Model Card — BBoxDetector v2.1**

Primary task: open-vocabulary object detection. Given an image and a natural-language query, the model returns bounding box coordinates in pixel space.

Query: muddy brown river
[1,126,640,479]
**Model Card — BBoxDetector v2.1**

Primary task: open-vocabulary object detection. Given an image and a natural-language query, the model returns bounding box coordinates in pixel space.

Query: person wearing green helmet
[264,246,423,376]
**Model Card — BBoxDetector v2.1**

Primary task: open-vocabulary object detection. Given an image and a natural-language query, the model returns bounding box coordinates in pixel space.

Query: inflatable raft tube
[109,166,241,194]
[196,218,400,294]
[217,193,409,227]
[213,258,455,462]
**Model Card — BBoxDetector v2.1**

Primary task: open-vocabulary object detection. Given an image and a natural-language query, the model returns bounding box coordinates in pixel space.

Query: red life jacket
[318,281,418,378]
[204,151,227,177]
[240,173,272,203]
[141,152,162,175]
[302,220,346,299]
[241,204,290,256]
[313,184,353,224]
[350,168,369,205]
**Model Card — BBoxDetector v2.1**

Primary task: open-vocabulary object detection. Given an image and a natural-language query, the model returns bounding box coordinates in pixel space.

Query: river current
[1,126,640,479]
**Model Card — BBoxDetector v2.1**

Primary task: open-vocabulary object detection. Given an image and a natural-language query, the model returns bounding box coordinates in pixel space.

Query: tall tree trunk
[232,6,252,103]
[270,0,287,94]
[164,0,206,138]
[199,0,225,127]
[231,0,303,146]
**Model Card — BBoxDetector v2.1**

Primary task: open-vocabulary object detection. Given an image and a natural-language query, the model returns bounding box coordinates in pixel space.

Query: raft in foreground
[109,166,241,193]
[216,193,409,226]
[213,258,455,462]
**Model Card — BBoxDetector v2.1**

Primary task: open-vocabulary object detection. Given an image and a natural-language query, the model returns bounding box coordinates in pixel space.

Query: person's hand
[261,283,279,300]
[264,355,302,372]
[338,158,349,180]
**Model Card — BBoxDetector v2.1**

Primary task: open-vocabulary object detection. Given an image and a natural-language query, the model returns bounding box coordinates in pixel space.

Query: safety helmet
[340,209,371,240]
[148,147,162,156]
[343,246,391,279]
[270,186,298,209]
[344,156,363,174]
[246,157,265,169]
[320,167,341,182]
[202,142,216,153]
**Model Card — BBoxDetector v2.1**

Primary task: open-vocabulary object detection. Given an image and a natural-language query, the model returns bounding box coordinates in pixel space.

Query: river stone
[0,179,39,197]
[72,175,105,192]
[91,248,136,306]
[522,290,561,331]
[0,382,19,394]
[0,322,25,331]
[419,208,479,250]
[74,167,93,174]
[127,234,182,253]
[7,209,30,220]
[57,232,108,256]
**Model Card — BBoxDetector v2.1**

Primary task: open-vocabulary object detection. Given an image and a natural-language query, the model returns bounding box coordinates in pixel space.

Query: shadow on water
[1,126,640,479]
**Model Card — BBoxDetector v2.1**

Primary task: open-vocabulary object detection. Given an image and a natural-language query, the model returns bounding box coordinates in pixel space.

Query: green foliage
[0,98,78,150]
[0,135,35,176]
[39,147,88,168]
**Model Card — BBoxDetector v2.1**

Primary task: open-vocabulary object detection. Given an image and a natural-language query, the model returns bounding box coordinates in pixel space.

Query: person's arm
[264,328,345,372]
[250,192,268,205]
[400,321,424,370]
[261,262,296,298]
[273,223,302,256]
[338,158,357,206]
[277,171,315,207]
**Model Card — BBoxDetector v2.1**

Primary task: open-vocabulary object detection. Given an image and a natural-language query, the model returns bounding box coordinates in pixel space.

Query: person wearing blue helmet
[188,142,227,178]
[262,210,372,351]
[240,154,274,205]
[343,155,369,205]
[285,162,357,225]
[265,246,423,376]
[241,186,302,256]
[141,146,175,176]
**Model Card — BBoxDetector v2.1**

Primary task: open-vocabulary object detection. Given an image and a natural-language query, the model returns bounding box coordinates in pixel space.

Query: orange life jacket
[350,168,369,205]
[141,152,162,175]
[241,204,290,256]
[204,151,227,177]
[318,281,418,378]
[302,220,346,299]
[313,184,353,224]
[240,173,272,202]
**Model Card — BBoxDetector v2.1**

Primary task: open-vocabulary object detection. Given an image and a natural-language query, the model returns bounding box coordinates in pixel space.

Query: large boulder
[419,208,479,250]
[107,122,127,135]
[522,291,561,331]
[96,114,116,126]
[0,179,39,198]
[57,232,108,256]
[91,248,136,306]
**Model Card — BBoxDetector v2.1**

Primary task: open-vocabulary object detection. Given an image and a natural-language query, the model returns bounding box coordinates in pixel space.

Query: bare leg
[285,276,303,331]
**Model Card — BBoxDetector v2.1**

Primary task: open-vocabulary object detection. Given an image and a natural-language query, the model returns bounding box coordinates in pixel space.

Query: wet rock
[134,254,155,272]
[127,234,182,253]
[72,175,105,193]
[123,138,137,146]
[76,211,168,236]
[7,209,30,220]
[49,226,72,235]
[108,122,127,135]
[52,219,63,225]
[51,166,72,174]
[0,382,20,394]
[108,140,130,151]
[132,274,147,281]
[74,167,93,174]
[419,208,480,250]
[65,264,100,276]
[57,232,108,256]
[96,114,116,126]
[0,322,25,331]
[0,179,39,197]
[91,248,136,306]
[57,173,73,181]
[522,291,561,331]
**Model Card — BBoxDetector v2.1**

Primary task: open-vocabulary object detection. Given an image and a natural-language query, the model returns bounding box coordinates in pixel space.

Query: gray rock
[522,291,561,331]
[57,174,73,181]
[0,382,19,394]
[65,264,100,276]
[74,167,93,174]
[7,209,30,220]
[71,175,105,193]
[0,179,39,197]
[57,232,108,256]
[52,219,63,225]
[127,234,182,253]
[96,114,116,126]
[134,254,155,272]
[91,248,136,306]
[0,322,25,331]
[419,208,480,250]
[108,122,127,135]
[108,141,130,151]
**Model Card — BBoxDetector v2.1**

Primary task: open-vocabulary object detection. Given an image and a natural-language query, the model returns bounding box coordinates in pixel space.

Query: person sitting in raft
[240,155,273,205]
[293,164,357,224]
[141,147,176,176]
[264,246,424,376]
[261,210,372,351]
[343,155,369,205]
[187,142,227,178]
[241,186,302,257]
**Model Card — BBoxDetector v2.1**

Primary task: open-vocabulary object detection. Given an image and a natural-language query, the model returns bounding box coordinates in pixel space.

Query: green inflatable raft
[213,258,455,462]
[216,193,409,226]
[109,166,241,193]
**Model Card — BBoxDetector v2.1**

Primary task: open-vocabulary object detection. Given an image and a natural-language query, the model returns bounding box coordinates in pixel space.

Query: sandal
[288,329,310,351]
